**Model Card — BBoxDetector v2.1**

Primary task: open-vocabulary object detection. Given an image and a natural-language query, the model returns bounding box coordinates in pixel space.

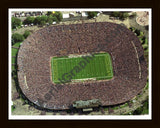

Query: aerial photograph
[9,9,150,119]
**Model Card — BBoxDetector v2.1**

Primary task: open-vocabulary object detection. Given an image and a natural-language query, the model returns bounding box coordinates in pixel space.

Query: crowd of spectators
[17,22,148,110]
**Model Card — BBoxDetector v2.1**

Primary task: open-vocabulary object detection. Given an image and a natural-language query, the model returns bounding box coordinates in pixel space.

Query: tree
[23,16,35,25]
[129,27,135,32]
[88,12,98,19]
[12,33,24,45]
[34,15,48,25]
[121,12,129,20]
[133,99,148,115]
[138,31,144,38]
[46,11,62,23]
[111,12,129,20]
[145,38,148,44]
[34,16,41,25]
[12,17,22,29]
[40,15,48,22]
[111,12,120,17]
[40,21,46,26]
[46,11,52,16]
[142,37,148,45]
[47,15,53,25]
[47,18,53,25]
[53,11,62,22]
[135,29,141,36]
[23,30,30,39]
[11,105,16,112]
[47,15,58,24]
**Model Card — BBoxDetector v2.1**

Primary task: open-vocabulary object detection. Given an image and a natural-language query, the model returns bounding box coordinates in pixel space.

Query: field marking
[68,53,93,58]
[108,54,114,77]
[131,41,142,79]
[53,53,110,61]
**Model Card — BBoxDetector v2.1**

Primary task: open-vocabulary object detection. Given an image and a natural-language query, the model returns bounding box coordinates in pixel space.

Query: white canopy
[82,12,88,17]
[63,14,70,18]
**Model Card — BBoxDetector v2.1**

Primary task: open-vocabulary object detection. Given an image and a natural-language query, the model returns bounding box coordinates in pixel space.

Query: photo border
[8,8,152,120]
[0,0,159,127]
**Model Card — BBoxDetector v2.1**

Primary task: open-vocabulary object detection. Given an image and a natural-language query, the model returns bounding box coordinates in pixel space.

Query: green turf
[12,65,15,70]
[12,42,21,57]
[11,42,22,71]
[12,57,16,64]
[12,48,18,57]
[13,42,22,47]
[51,53,113,84]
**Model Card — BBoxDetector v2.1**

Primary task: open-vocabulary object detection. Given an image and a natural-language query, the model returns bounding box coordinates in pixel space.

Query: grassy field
[51,53,113,84]
[12,42,22,71]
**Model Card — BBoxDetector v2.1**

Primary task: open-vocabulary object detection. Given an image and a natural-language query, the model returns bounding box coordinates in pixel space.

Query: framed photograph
[8,8,151,120]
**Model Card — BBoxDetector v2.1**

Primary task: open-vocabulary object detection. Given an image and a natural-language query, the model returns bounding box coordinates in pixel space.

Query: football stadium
[17,22,148,110]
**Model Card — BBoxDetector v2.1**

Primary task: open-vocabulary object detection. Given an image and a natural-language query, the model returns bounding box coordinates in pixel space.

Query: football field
[51,53,113,84]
